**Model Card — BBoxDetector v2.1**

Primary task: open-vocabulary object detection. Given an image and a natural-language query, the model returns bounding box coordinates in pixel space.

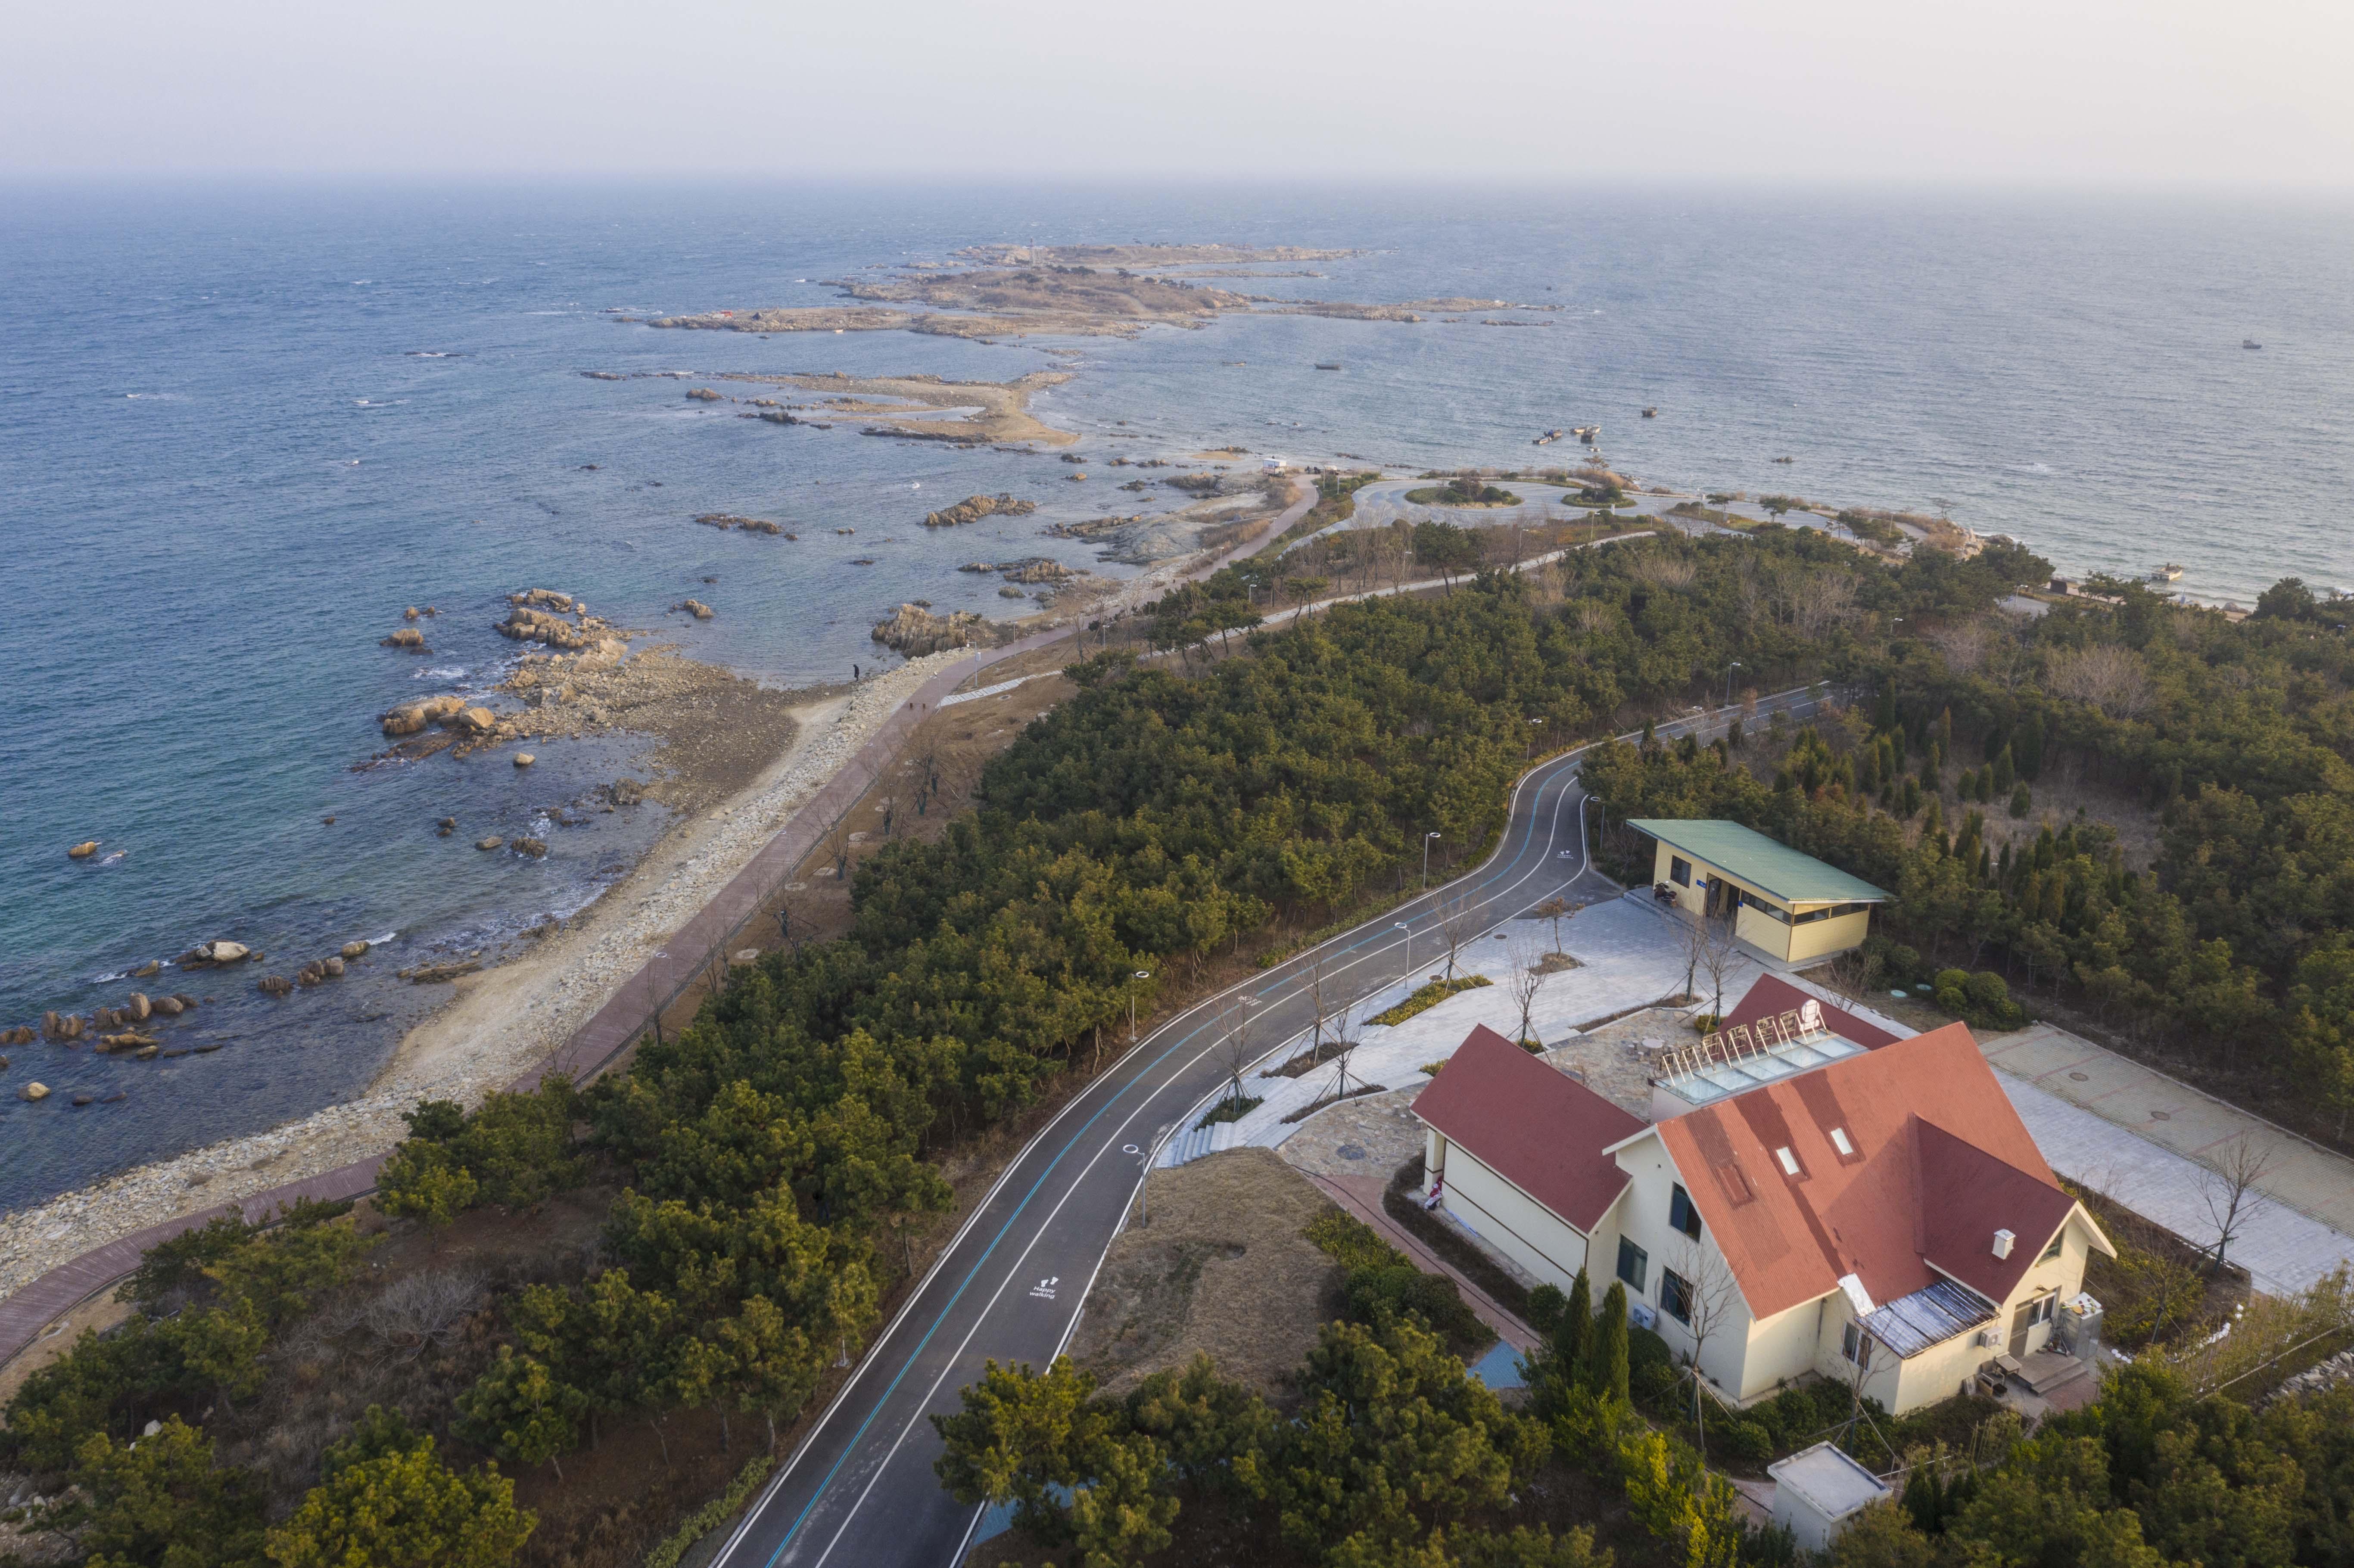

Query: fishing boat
[2243,339,2264,350]
[2152,563,2184,582]
[1314,361,1343,371]
[1641,406,1658,418]
[1572,425,1600,443]
[1532,428,1562,446]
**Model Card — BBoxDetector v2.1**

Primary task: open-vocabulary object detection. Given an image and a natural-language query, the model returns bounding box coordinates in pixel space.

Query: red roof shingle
[1653,1021,2075,1320]
[1414,1024,1647,1232]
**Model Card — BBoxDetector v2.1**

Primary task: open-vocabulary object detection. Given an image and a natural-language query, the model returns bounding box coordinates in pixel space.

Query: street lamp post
[1724,660,1743,708]
[1394,920,1412,970]
[1129,970,1152,1042]
[1423,831,1442,889]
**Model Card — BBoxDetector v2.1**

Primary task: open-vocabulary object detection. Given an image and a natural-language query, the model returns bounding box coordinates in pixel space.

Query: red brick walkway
[0,486,1317,1372]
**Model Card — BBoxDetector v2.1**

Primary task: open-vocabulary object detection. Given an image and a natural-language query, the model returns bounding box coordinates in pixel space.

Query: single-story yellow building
[1629,818,1886,964]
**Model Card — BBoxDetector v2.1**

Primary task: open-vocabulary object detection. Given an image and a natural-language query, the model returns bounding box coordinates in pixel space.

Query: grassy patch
[1407,483,1523,507]
[1369,973,1492,1026]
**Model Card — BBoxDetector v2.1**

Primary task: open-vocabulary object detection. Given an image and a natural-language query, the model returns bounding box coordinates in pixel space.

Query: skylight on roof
[1775,1147,1801,1176]
[1829,1128,1854,1157]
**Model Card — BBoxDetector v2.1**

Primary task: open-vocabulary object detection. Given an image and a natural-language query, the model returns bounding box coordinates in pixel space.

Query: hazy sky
[9,0,2351,184]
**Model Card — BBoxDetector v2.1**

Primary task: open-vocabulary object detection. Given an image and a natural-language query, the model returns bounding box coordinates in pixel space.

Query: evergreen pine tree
[1589,1282,1630,1405]
[1555,1269,1592,1384]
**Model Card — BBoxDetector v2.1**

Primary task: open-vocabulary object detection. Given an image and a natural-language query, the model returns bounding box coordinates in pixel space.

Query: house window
[1774,1146,1802,1177]
[2027,1292,2057,1328]
[1828,1127,1855,1158]
[1841,1322,1874,1369]
[1617,1236,1649,1293]
[1661,1268,1694,1325]
[2040,1232,2064,1263]
[1669,1183,1703,1241]
[1739,890,1792,924]
[1669,856,1692,887]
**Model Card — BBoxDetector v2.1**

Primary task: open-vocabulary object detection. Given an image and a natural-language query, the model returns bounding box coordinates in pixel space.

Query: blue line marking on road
[754,756,1586,1565]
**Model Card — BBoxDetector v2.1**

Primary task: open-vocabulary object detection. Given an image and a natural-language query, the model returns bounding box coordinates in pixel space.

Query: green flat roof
[1628,818,1888,905]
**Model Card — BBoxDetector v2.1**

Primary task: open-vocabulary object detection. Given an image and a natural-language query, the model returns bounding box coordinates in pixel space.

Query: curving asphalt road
[713,688,1828,1568]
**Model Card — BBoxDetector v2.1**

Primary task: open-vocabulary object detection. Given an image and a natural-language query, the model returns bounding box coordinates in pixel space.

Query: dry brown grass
[1067,1149,1342,1405]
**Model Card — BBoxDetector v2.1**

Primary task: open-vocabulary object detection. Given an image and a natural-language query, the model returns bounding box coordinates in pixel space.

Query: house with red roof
[1413,980,2113,1415]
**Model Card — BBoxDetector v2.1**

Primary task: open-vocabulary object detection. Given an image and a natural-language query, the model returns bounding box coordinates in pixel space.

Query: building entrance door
[2007,1300,2035,1357]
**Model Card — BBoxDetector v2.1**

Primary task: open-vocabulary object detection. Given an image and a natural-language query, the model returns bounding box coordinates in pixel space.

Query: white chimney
[1992,1229,2016,1260]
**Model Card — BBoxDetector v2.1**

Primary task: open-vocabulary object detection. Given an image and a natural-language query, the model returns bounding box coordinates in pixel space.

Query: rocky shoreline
[0,651,967,1306]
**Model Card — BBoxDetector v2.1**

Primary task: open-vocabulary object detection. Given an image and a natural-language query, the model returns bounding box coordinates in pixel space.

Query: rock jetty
[871,603,990,656]
[923,494,1037,529]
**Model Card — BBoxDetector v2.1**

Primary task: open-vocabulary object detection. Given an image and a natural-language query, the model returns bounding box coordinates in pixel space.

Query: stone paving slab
[1980,1022,2354,1242]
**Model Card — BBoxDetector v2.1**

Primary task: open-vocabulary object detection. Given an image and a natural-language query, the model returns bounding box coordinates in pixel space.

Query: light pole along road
[714,687,1831,1568]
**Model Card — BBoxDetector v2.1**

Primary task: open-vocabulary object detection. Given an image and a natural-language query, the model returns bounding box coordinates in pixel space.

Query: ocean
[3,181,2348,1213]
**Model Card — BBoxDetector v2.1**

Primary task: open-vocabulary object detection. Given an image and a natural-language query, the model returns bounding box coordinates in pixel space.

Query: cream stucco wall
[1786,908,1873,962]
[1737,1296,1830,1403]
[1431,1144,1597,1291]
[1648,840,1875,964]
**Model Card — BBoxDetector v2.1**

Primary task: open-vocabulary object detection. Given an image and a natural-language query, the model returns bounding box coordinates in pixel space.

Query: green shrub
[1719,1420,1774,1463]
[378,1077,585,1226]
[1368,974,1492,1027]
[1527,1283,1568,1338]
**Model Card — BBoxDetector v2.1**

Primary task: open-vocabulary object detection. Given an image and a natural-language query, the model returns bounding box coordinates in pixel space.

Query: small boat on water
[1641,406,1658,418]
[2243,339,2264,350]
[2152,563,2184,582]
[1532,428,1563,446]
[1572,425,1600,443]
[1314,361,1342,371]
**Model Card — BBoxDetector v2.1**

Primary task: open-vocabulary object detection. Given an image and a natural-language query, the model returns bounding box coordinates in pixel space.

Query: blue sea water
[3,182,2349,1213]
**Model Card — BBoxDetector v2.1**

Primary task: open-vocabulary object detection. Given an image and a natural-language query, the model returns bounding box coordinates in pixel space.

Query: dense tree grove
[11,520,2348,1563]
[1581,568,2354,1132]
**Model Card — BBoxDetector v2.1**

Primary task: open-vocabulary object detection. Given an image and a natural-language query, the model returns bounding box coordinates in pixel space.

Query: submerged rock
[341,940,371,959]
[256,974,293,997]
[514,753,536,768]
[512,837,549,859]
[476,836,505,851]
[20,1082,49,1101]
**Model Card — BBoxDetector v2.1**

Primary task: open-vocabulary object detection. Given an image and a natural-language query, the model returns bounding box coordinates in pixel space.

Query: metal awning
[1860,1278,1994,1359]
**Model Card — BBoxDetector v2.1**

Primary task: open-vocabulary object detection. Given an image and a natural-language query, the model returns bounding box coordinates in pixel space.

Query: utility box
[2052,1292,2104,1360]
[1768,1442,1892,1553]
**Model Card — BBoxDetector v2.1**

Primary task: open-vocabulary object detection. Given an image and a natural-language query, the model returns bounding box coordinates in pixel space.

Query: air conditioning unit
[1975,1327,2002,1349]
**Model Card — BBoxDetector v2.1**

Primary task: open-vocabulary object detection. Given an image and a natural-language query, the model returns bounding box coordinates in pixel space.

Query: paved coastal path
[0,483,1325,1369]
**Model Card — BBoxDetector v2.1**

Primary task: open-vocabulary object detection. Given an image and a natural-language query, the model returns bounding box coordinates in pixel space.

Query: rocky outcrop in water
[380,694,469,737]
[676,599,715,620]
[687,387,722,401]
[68,841,99,859]
[177,940,249,968]
[499,606,601,649]
[923,494,1037,529]
[871,603,990,655]
[380,627,430,652]
[696,513,787,535]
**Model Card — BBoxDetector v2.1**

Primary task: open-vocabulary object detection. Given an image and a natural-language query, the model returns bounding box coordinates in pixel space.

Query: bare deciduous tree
[1506,938,1553,1048]
[1667,1239,1744,1453]
[1218,996,1258,1103]
[1535,897,1570,953]
[2197,1132,2277,1274]
[1435,895,1477,983]
[1698,909,1741,1022]
[2047,644,2156,721]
